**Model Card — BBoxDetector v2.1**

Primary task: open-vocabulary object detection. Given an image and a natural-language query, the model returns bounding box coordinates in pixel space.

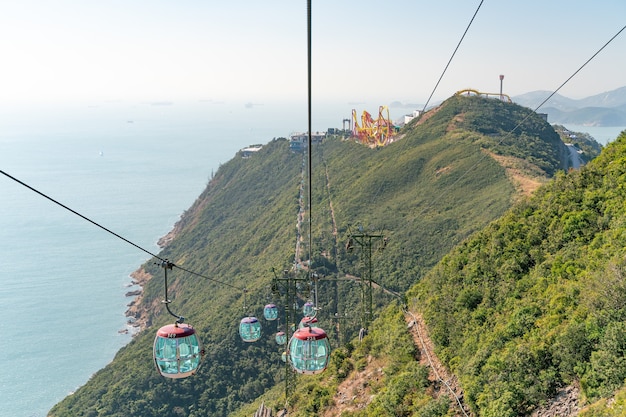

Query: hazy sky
[1,1,625,106]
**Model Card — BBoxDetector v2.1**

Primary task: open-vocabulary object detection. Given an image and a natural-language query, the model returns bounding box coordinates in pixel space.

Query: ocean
[0,99,399,417]
[563,124,625,146]
[0,99,622,417]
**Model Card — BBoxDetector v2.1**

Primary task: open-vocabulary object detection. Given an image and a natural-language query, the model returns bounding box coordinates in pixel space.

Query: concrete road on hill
[566,144,583,169]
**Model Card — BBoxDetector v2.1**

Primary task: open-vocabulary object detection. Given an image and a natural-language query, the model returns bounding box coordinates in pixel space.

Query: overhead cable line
[528,24,626,115]
[174,263,244,291]
[420,0,484,114]
[383,0,483,201]
[416,22,626,217]
[0,168,245,291]
[307,0,313,280]
[307,0,320,313]
[0,169,162,260]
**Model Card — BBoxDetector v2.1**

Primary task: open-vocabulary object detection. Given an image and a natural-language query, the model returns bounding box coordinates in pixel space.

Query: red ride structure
[352,105,395,147]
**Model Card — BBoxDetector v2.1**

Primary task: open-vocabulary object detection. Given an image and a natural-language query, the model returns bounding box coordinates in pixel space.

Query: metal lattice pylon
[346,232,387,333]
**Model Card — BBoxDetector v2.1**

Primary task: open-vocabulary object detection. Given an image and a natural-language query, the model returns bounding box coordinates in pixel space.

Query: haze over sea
[0,99,622,417]
[0,99,392,417]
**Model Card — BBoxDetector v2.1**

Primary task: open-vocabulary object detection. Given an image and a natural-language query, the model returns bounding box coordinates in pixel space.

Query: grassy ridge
[49,95,568,416]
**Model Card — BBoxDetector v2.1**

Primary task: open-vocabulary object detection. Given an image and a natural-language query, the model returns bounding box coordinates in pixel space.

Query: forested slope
[408,129,626,416]
[49,95,570,416]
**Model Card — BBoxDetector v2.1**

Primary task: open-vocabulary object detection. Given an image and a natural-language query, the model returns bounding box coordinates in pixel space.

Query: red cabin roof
[156,323,196,339]
[292,326,327,341]
[241,316,259,324]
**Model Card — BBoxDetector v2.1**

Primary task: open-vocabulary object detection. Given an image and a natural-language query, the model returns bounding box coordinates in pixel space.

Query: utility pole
[499,74,504,101]
[345,231,387,334]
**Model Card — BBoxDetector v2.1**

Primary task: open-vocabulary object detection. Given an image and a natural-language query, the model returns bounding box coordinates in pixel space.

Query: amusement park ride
[351,105,397,147]
[455,88,512,103]
[350,85,512,149]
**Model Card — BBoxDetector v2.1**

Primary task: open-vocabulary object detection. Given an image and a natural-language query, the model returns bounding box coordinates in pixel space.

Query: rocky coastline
[122,215,187,335]
[123,267,153,333]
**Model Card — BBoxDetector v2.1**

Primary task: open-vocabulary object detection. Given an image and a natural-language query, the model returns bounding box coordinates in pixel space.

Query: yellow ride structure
[455,88,512,103]
[352,105,396,147]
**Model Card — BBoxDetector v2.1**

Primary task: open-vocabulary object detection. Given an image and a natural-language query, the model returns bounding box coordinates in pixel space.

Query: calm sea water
[0,99,397,417]
[563,124,626,146]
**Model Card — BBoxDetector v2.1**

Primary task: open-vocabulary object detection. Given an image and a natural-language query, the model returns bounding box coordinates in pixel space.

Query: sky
[0,1,625,108]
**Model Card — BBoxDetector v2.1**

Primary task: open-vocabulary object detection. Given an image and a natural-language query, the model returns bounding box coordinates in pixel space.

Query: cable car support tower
[271,269,316,399]
[346,231,387,335]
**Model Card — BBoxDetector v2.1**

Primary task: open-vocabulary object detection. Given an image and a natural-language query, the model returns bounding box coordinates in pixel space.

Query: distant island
[513,86,626,126]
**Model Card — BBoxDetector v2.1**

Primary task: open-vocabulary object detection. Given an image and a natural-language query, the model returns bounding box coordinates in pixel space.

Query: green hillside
[49,95,572,416]
[407,129,626,416]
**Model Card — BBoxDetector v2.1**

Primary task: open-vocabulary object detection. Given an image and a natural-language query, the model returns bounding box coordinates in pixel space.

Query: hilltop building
[402,109,423,126]
[289,132,325,152]
[241,144,263,158]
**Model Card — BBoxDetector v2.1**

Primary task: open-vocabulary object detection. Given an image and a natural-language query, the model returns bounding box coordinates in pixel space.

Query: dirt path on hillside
[322,155,339,244]
[322,308,471,417]
[405,310,472,417]
[317,148,472,415]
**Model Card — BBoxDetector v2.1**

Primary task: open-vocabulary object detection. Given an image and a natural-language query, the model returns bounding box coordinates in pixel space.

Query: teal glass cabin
[302,301,315,317]
[239,316,262,342]
[153,323,202,379]
[275,331,287,345]
[263,303,279,321]
[288,326,330,375]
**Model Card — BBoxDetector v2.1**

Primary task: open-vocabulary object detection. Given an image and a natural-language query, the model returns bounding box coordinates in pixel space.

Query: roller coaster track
[351,105,395,147]
[456,88,512,103]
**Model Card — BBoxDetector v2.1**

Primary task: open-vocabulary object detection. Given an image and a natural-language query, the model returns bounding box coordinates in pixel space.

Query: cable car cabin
[153,323,202,379]
[298,316,318,329]
[239,316,262,342]
[275,331,287,345]
[263,303,279,321]
[288,326,330,375]
[302,301,315,317]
